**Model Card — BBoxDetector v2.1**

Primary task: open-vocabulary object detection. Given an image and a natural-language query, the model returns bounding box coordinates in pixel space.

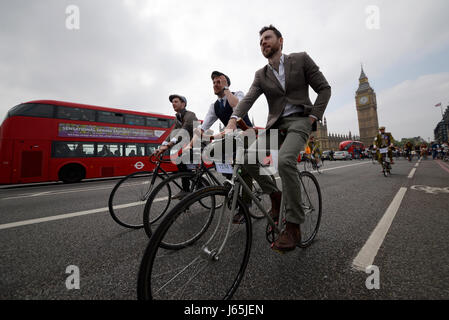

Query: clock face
[359,96,369,105]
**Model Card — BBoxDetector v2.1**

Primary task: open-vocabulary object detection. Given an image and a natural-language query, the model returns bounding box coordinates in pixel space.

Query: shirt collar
[268,54,285,71]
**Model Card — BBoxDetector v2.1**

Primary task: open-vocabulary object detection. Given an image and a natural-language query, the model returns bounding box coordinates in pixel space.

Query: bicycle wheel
[137,186,252,300]
[383,163,389,177]
[297,170,322,248]
[143,171,214,239]
[303,159,311,172]
[108,171,166,229]
[249,175,277,219]
[314,159,322,174]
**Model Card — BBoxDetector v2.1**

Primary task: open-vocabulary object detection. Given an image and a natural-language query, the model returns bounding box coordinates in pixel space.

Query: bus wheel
[59,164,86,183]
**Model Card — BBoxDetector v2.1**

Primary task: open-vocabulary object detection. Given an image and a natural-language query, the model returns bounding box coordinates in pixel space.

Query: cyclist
[188,71,255,224]
[154,94,198,199]
[225,25,331,252]
[374,126,395,167]
[307,135,323,167]
[404,141,414,161]
[431,141,441,160]
[420,142,428,159]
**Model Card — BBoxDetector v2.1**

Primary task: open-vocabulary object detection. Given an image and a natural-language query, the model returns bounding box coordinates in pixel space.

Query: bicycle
[108,154,174,229]
[405,150,413,162]
[302,153,322,174]
[379,147,392,177]
[137,127,322,300]
[371,150,377,164]
[142,144,277,242]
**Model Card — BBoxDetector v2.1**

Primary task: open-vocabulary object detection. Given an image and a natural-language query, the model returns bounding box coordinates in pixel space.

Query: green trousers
[241,117,312,224]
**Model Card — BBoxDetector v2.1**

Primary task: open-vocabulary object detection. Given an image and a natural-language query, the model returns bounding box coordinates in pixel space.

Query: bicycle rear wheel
[297,170,322,248]
[108,171,165,229]
[314,159,322,174]
[137,186,252,300]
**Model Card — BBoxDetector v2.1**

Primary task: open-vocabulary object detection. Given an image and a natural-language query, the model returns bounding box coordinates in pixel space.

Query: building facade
[434,105,449,143]
[313,118,360,151]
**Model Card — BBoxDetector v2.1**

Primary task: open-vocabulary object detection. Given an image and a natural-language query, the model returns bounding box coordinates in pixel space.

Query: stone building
[313,118,360,151]
[434,105,449,143]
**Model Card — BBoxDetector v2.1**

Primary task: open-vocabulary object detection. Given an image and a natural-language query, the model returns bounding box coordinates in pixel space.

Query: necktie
[219,99,225,108]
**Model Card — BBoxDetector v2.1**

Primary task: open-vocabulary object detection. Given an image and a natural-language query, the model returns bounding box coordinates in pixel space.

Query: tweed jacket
[232,52,331,131]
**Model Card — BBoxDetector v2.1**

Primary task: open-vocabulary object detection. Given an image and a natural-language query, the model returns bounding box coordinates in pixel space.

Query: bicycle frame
[202,132,316,258]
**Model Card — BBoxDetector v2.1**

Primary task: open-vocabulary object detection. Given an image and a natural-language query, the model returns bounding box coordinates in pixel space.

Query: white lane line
[0,183,136,201]
[408,168,417,179]
[273,161,370,179]
[352,187,407,272]
[320,161,370,172]
[0,197,168,231]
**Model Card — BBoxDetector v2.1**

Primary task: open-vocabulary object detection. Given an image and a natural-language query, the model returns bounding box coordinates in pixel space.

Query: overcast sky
[1,0,448,141]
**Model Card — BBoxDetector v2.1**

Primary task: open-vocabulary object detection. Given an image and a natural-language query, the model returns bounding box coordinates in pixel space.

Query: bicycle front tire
[137,185,252,300]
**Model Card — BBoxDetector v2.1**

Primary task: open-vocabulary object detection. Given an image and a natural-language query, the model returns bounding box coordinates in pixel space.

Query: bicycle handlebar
[149,153,172,164]
[208,118,259,142]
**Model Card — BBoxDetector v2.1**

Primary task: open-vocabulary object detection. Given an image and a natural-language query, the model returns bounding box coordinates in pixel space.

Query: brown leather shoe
[271,222,301,252]
[269,191,282,222]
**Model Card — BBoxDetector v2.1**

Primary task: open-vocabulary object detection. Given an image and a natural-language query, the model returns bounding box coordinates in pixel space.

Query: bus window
[53,142,72,158]
[57,106,95,122]
[146,117,170,128]
[52,142,95,158]
[146,144,158,155]
[98,111,124,124]
[125,144,145,157]
[98,143,122,157]
[8,103,55,119]
[125,114,146,126]
[74,143,95,157]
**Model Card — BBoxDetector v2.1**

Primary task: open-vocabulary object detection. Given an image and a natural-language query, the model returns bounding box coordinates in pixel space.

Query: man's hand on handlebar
[154,145,169,157]
[225,118,237,131]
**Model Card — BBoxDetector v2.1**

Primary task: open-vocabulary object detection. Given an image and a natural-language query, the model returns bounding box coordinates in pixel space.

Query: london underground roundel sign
[134,162,145,170]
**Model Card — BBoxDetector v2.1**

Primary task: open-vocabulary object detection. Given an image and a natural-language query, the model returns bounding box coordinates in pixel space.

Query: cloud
[0,0,448,139]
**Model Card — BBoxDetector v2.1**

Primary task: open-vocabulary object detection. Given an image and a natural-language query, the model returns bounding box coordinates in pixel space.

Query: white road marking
[408,168,417,179]
[0,181,152,201]
[352,187,408,272]
[0,197,168,231]
[320,161,370,172]
[276,161,370,178]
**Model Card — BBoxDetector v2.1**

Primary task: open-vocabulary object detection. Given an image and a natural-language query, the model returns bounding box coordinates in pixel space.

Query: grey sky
[1,0,448,141]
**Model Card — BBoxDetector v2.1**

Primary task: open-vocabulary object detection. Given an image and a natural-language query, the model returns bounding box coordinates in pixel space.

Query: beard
[262,43,281,59]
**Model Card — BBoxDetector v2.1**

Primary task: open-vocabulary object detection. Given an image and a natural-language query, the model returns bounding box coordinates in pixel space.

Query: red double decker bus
[0,100,178,184]
[339,140,365,159]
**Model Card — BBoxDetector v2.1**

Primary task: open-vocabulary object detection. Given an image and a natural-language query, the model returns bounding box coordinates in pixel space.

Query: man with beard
[226,25,331,252]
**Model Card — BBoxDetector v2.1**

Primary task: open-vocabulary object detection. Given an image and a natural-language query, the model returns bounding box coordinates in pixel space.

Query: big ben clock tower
[355,66,379,147]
